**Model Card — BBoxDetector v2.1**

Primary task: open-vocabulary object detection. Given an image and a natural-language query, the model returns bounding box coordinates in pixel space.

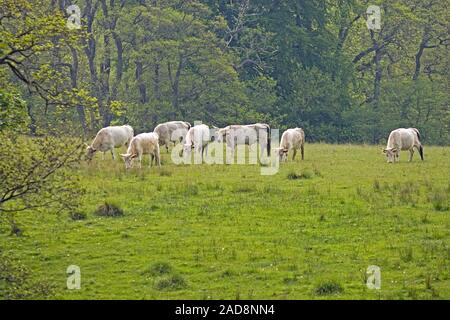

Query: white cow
[383,128,424,163]
[86,125,134,160]
[275,128,305,162]
[120,132,160,169]
[216,123,271,163]
[154,121,191,153]
[183,124,211,162]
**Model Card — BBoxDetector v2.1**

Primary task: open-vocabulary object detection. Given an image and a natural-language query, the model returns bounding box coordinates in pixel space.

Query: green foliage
[0,89,29,134]
[0,134,85,219]
[0,251,54,299]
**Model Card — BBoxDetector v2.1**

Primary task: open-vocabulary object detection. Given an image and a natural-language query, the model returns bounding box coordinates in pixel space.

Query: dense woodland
[1,0,449,144]
[0,0,449,299]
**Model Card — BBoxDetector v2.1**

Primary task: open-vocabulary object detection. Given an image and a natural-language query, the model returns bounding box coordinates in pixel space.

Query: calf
[120,132,161,169]
[216,123,271,163]
[275,128,305,162]
[183,124,211,162]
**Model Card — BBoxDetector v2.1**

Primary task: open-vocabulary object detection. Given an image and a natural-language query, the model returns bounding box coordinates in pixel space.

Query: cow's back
[387,128,415,150]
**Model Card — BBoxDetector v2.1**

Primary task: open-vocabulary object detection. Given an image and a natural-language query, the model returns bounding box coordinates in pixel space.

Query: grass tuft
[69,212,87,221]
[154,274,187,291]
[313,280,343,296]
[94,202,124,217]
[148,262,172,276]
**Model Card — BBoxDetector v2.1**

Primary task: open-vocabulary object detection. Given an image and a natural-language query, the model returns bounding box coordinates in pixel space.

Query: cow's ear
[120,153,128,158]
[382,149,387,153]
[391,148,398,153]
[283,148,289,153]
[130,154,138,159]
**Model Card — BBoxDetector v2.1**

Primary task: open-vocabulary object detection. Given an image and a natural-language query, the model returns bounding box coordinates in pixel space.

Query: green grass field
[1,144,449,299]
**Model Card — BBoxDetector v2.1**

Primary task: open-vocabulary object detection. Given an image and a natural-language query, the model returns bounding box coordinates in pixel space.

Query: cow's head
[275,147,289,162]
[383,147,398,163]
[120,153,137,169]
[215,128,227,143]
[85,144,96,161]
[183,143,193,157]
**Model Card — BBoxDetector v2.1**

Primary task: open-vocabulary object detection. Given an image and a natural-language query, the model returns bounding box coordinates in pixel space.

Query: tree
[0,0,87,233]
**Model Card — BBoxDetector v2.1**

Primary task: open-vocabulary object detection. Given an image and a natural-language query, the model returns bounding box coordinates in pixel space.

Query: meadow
[1,144,449,299]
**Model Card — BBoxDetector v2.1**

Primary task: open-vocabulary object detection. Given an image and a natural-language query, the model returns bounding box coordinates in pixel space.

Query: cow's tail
[266,125,271,156]
[419,145,424,161]
[411,128,421,140]
[411,128,424,160]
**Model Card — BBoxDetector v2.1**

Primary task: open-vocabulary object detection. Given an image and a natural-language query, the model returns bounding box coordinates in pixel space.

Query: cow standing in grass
[154,121,191,153]
[275,128,305,162]
[383,128,424,163]
[183,124,211,163]
[216,123,271,164]
[120,132,161,169]
[86,125,134,161]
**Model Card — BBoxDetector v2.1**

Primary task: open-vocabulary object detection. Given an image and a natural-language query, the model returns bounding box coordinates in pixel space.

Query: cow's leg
[226,143,233,164]
[259,142,265,161]
[409,149,414,162]
[111,148,116,160]
[156,150,161,167]
[149,154,154,167]
[138,154,142,168]
[203,144,208,161]
[292,149,297,160]
[301,144,304,160]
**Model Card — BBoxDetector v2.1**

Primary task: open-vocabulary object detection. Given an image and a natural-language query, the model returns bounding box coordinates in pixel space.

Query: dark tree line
[1,0,449,144]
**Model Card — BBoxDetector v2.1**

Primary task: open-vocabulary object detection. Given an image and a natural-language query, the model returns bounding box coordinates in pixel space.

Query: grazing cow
[216,123,271,162]
[383,128,424,163]
[120,132,160,169]
[275,128,305,162]
[183,124,211,162]
[154,121,191,152]
[86,125,134,160]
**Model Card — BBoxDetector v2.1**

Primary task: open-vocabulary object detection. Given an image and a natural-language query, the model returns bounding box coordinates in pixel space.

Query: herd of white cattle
[84,121,424,169]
